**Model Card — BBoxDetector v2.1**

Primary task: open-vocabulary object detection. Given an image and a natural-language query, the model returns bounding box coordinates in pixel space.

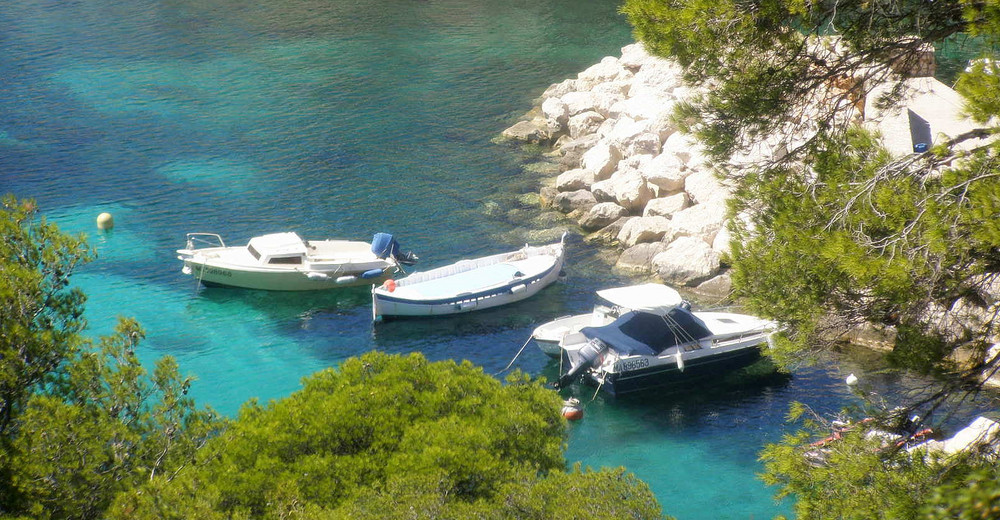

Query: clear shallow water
[4,1,989,518]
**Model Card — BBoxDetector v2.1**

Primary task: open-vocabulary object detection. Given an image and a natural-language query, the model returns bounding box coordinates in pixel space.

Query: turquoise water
[0,1,957,518]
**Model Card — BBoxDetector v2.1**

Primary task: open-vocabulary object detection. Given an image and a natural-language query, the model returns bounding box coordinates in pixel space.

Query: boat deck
[393,256,552,300]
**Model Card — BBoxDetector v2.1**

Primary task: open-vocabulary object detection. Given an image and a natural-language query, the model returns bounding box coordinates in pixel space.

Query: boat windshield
[248,244,261,260]
[580,309,712,355]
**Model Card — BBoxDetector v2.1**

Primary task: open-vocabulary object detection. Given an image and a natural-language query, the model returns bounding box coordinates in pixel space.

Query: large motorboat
[177,232,417,291]
[534,283,777,396]
[371,234,566,320]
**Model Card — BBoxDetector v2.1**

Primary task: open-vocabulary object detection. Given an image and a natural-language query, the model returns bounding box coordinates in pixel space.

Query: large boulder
[568,111,605,139]
[562,91,599,117]
[501,120,548,143]
[617,216,674,247]
[541,97,569,134]
[541,78,578,100]
[555,168,596,191]
[579,202,628,231]
[576,56,632,90]
[684,169,731,205]
[628,60,684,99]
[607,168,655,212]
[662,131,699,165]
[581,142,621,180]
[585,216,633,245]
[614,93,675,123]
[591,82,630,116]
[640,152,689,192]
[694,272,732,298]
[590,178,617,203]
[616,242,670,273]
[712,224,732,255]
[670,201,728,245]
[621,132,662,158]
[553,189,597,213]
[652,236,722,286]
[644,192,690,217]
[619,42,654,72]
[555,134,600,168]
[605,117,650,154]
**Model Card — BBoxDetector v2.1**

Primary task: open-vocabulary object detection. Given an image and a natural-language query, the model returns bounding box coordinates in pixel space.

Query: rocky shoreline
[501,43,738,298]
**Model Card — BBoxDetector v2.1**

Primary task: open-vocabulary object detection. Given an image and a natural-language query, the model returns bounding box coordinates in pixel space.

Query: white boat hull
[372,236,565,320]
[182,259,392,291]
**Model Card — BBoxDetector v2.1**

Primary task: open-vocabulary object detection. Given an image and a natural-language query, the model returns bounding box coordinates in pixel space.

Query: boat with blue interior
[533,283,776,396]
[371,234,566,320]
[177,232,417,291]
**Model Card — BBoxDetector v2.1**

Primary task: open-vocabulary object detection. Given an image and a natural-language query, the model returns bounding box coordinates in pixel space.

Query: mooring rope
[496,336,533,375]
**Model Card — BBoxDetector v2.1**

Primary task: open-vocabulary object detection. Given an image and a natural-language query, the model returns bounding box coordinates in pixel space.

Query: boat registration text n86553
[203,267,232,277]
[614,358,649,372]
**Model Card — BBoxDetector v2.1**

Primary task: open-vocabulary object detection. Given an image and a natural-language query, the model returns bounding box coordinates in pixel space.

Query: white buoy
[846,373,859,386]
[96,212,114,230]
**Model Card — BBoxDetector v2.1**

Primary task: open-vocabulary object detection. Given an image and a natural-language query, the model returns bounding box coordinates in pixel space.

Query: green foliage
[760,405,1000,520]
[110,352,665,520]
[0,196,91,437]
[0,196,220,519]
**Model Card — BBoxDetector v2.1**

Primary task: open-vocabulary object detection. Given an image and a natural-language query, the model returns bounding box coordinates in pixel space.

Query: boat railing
[183,233,226,251]
[712,330,768,348]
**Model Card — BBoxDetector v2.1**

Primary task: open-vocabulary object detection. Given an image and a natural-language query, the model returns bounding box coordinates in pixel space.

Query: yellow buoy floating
[96,212,114,231]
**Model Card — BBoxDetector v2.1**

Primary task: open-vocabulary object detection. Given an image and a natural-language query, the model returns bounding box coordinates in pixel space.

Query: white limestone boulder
[670,201,728,245]
[541,97,569,134]
[617,216,674,247]
[643,192,690,217]
[501,120,549,143]
[694,272,732,297]
[712,224,732,255]
[555,168,596,191]
[542,78,579,100]
[581,142,621,180]
[555,134,600,168]
[619,42,653,71]
[607,168,655,212]
[684,169,731,205]
[591,82,630,116]
[579,202,628,231]
[553,189,597,213]
[652,236,722,286]
[616,242,670,273]
[590,178,617,203]
[640,152,689,192]
[614,93,675,122]
[562,91,599,117]
[662,131,699,165]
[628,60,684,98]
[622,132,662,158]
[568,111,605,138]
[576,56,632,91]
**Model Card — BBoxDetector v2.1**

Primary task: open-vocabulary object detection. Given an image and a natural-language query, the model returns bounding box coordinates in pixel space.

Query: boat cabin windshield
[580,308,712,356]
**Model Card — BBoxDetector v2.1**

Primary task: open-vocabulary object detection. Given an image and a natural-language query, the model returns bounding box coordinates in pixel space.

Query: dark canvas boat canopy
[580,309,712,356]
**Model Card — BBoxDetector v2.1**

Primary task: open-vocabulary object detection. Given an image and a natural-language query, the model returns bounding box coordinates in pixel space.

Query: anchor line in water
[496,336,533,376]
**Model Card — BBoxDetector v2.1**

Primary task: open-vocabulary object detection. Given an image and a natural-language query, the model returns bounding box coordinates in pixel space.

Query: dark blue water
[5,1,976,518]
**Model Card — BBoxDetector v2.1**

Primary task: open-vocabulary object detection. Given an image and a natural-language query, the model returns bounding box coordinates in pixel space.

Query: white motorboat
[177,232,417,291]
[536,283,777,396]
[371,234,566,320]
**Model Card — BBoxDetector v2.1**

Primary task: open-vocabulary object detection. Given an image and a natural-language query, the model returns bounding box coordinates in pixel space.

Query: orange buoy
[383,279,397,292]
[561,398,583,421]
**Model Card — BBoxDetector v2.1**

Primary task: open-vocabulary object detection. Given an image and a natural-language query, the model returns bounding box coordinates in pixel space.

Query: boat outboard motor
[371,233,419,266]
[554,338,608,389]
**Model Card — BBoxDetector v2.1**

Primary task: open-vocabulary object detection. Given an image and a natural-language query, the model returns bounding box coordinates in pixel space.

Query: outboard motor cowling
[554,338,608,389]
[371,233,419,266]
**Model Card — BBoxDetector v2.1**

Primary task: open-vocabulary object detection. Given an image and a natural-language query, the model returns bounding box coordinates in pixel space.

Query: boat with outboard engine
[536,283,777,396]
[177,231,417,291]
[371,234,566,320]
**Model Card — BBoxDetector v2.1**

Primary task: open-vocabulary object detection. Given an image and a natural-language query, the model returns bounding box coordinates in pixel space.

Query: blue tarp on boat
[581,309,712,355]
